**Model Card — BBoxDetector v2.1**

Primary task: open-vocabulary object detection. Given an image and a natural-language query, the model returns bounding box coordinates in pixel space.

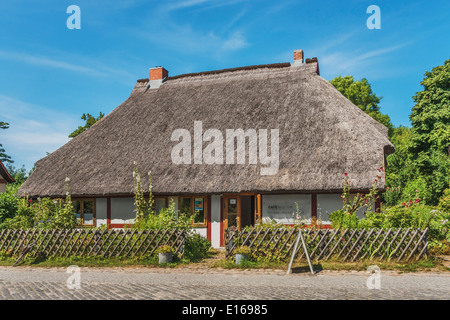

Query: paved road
[0,267,449,300]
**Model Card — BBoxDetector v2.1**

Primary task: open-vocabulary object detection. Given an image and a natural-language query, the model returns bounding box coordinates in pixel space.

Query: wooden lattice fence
[225,227,428,262]
[0,228,186,258]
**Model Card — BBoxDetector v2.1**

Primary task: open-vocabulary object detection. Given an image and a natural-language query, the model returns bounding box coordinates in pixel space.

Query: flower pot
[159,252,173,264]
[235,253,249,265]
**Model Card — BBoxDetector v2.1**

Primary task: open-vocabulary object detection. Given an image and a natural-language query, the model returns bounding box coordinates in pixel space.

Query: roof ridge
[136,62,294,83]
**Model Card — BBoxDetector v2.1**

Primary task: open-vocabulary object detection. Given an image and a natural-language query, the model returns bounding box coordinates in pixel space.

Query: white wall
[262,194,311,224]
[317,193,374,223]
[95,198,108,227]
[111,197,136,224]
[211,195,221,248]
[192,228,207,238]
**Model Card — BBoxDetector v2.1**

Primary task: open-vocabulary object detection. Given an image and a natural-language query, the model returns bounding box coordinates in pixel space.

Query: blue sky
[1,0,449,171]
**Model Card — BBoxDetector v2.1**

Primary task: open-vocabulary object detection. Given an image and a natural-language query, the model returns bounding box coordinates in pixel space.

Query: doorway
[222,194,257,246]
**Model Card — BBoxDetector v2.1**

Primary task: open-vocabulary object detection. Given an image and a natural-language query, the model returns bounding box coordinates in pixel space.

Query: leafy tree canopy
[69,112,105,138]
[5,164,33,185]
[0,121,13,163]
[384,60,450,205]
[409,59,450,157]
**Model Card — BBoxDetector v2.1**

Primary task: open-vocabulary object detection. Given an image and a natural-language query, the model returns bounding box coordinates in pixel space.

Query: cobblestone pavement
[0,266,449,300]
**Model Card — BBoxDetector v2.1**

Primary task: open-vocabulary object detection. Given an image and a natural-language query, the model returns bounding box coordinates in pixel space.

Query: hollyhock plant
[340,167,383,216]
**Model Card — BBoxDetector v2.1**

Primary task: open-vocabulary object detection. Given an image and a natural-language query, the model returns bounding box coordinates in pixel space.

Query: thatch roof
[19,59,394,198]
[0,161,14,183]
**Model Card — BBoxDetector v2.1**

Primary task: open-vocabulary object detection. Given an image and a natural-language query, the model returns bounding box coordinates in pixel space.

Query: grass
[208,249,448,273]
[293,257,446,273]
[0,249,448,273]
[0,253,185,268]
[211,258,285,270]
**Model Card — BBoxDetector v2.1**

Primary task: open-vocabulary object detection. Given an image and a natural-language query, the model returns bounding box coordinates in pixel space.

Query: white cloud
[220,31,249,51]
[163,0,248,12]
[0,95,77,169]
[0,50,106,77]
[164,0,211,11]
[318,43,410,79]
[127,0,251,57]
[0,50,136,84]
[301,30,412,80]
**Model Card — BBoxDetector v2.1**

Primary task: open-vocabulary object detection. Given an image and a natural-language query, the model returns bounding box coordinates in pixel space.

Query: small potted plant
[234,245,251,265]
[157,245,174,264]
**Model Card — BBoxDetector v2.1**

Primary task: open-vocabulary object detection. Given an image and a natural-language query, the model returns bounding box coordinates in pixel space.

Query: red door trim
[220,196,224,247]
[207,195,211,242]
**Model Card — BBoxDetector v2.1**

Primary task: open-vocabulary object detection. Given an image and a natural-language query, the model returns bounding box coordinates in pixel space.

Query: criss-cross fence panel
[225,227,428,262]
[0,229,186,258]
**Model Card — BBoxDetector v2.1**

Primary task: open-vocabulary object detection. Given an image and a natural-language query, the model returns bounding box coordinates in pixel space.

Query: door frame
[220,192,261,247]
[222,195,241,232]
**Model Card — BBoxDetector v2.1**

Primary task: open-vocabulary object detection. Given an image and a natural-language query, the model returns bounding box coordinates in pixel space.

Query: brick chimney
[292,49,304,67]
[149,66,168,89]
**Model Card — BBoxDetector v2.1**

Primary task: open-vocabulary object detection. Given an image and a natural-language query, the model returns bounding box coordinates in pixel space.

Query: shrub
[0,178,77,229]
[328,209,361,229]
[329,203,450,245]
[438,189,450,213]
[134,199,195,231]
[131,164,196,231]
[0,186,19,224]
[184,232,211,261]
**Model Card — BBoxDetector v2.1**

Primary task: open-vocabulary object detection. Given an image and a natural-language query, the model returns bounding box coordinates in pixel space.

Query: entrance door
[223,196,241,232]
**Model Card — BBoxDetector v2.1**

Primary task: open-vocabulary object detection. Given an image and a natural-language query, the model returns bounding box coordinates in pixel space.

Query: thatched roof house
[0,161,14,193]
[19,50,393,247]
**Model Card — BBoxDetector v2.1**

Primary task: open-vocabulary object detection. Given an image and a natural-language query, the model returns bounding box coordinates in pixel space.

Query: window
[179,196,207,226]
[73,199,95,226]
[154,197,167,214]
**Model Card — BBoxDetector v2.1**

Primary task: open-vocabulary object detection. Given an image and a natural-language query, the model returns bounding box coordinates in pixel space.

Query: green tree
[5,164,33,185]
[0,121,13,163]
[409,59,450,158]
[384,60,450,206]
[408,59,450,204]
[330,76,394,137]
[69,112,105,138]
[384,126,415,205]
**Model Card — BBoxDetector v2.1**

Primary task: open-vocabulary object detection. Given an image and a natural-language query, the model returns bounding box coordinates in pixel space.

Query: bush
[133,199,195,231]
[0,196,77,230]
[438,189,450,213]
[0,178,77,230]
[328,209,361,229]
[0,186,19,224]
[328,203,450,244]
[184,232,211,261]
[401,177,432,205]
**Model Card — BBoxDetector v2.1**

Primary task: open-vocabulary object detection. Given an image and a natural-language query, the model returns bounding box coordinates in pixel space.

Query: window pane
[154,198,166,214]
[228,214,238,228]
[73,201,81,219]
[180,198,191,215]
[228,198,237,214]
[194,198,204,224]
[228,198,238,228]
[83,200,94,225]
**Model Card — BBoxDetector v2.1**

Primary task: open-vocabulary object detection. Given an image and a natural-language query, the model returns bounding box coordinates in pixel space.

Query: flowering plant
[341,166,384,216]
[156,245,174,254]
